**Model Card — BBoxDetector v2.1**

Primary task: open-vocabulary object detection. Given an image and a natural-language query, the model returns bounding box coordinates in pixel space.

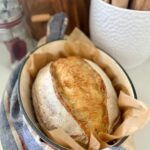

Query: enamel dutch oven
[18,13,137,150]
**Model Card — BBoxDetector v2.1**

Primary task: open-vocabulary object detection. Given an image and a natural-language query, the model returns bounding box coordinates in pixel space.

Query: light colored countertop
[0,43,150,150]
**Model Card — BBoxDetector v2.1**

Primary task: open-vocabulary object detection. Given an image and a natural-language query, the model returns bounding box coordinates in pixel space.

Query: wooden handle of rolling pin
[31,14,51,22]
[111,0,129,8]
[130,0,145,10]
[142,0,150,10]
[131,0,150,10]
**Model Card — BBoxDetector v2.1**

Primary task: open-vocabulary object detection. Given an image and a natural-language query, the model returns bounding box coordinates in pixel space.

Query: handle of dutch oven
[46,12,68,43]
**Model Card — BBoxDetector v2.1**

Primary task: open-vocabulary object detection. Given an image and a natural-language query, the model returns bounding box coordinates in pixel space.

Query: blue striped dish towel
[0,60,124,150]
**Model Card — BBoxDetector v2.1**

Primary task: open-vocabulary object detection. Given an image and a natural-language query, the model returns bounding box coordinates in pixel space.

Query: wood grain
[111,0,129,8]
[130,0,145,10]
[22,0,90,40]
[142,0,150,10]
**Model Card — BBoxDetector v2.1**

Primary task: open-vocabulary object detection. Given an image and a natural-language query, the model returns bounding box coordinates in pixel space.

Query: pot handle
[46,12,68,43]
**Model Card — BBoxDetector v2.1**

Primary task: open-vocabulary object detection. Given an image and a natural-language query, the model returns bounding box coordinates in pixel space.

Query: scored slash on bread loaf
[51,57,109,140]
[32,57,120,146]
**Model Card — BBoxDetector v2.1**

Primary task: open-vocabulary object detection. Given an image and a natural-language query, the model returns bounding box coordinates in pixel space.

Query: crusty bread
[32,57,119,145]
[32,62,88,145]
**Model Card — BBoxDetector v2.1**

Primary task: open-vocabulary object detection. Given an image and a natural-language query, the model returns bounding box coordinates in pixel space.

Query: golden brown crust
[50,57,109,140]
[32,63,89,145]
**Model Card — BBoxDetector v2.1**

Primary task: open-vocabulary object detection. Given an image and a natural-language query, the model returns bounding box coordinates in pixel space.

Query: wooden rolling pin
[102,0,150,10]
[111,0,129,8]
[31,14,51,22]
[130,0,145,10]
[130,0,150,10]
[143,0,150,10]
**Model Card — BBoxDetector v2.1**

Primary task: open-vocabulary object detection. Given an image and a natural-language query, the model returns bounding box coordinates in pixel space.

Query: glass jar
[0,0,35,65]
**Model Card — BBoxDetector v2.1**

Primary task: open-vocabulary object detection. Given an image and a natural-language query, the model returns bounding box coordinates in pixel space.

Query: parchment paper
[19,28,150,150]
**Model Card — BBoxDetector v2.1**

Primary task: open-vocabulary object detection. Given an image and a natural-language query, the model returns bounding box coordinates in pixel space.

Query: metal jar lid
[0,13,23,42]
[0,0,23,24]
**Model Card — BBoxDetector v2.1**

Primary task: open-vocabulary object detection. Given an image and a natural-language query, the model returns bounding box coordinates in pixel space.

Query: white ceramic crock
[90,0,150,69]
